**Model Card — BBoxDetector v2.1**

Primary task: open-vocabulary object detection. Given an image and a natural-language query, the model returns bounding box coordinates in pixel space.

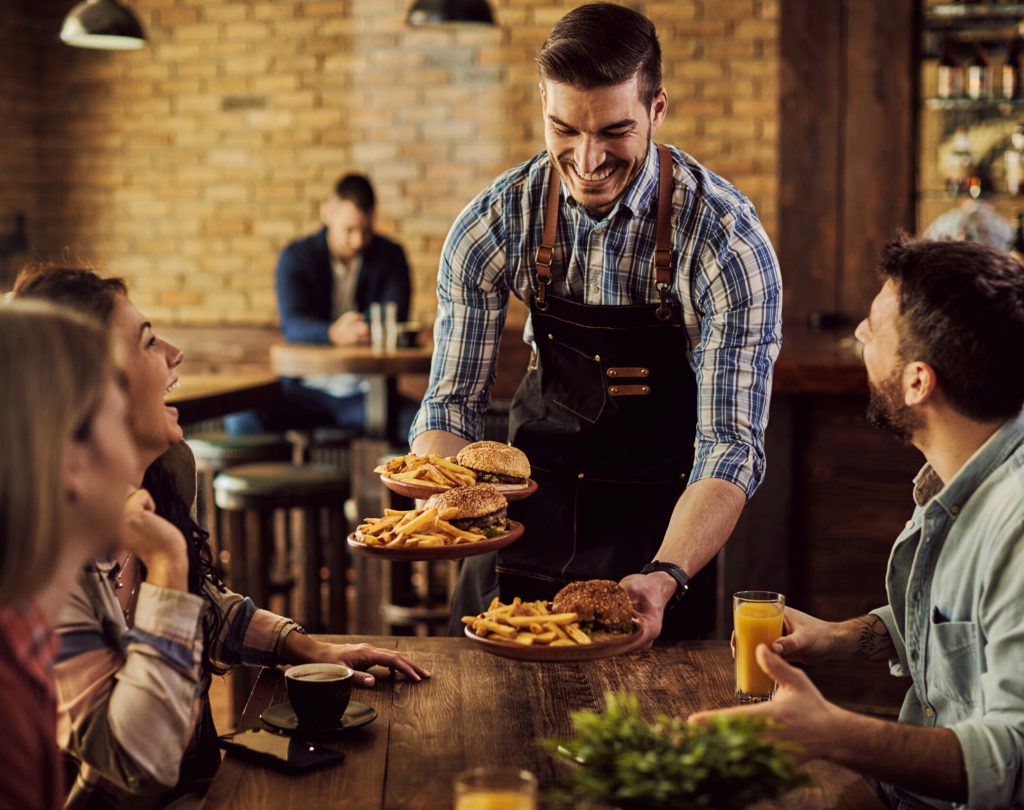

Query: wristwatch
[640,561,690,610]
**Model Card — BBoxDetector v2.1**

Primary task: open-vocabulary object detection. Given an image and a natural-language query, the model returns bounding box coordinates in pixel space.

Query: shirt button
[911,651,919,662]
[905,520,914,529]
[913,590,922,601]
[951,505,961,516]
[924,707,935,718]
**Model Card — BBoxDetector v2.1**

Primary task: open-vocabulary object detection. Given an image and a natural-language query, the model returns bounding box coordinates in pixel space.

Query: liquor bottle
[1006,126,1024,195]
[1011,211,1024,265]
[947,128,976,196]
[938,40,964,99]
[967,44,992,100]
[1002,40,1022,100]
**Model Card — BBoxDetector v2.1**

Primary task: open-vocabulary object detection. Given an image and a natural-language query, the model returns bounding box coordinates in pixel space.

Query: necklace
[114,552,140,625]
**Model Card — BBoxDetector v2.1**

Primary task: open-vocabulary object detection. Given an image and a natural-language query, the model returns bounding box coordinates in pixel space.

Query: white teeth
[165,380,179,395]
[573,164,615,181]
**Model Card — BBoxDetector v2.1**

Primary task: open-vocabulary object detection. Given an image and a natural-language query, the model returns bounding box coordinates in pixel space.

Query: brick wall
[8,0,778,329]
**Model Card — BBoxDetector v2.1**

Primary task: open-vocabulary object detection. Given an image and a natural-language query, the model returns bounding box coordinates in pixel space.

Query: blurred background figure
[922,199,1012,249]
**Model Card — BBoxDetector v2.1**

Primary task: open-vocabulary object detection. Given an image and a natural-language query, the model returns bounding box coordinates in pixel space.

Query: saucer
[260,700,378,738]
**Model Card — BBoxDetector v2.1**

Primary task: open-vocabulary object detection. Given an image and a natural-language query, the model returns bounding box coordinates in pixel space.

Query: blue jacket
[276,227,412,344]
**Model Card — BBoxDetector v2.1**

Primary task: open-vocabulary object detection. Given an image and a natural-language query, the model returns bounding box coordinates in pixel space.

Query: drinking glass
[453,767,537,810]
[733,590,785,703]
[369,302,384,353]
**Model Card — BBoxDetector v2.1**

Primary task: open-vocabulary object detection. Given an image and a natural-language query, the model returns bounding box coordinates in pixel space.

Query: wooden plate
[347,520,525,561]
[379,476,538,502]
[464,621,642,663]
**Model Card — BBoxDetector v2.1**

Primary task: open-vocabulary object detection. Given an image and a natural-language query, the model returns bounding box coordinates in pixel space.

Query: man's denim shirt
[872,408,1024,810]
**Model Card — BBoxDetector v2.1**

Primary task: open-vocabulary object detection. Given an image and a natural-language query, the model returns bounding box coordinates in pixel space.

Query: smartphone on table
[218,728,345,774]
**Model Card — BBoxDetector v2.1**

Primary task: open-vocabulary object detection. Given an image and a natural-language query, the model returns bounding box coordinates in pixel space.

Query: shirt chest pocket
[927,620,981,709]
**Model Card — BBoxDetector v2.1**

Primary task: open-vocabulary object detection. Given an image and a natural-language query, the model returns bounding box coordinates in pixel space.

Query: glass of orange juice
[734,590,785,703]
[453,767,537,810]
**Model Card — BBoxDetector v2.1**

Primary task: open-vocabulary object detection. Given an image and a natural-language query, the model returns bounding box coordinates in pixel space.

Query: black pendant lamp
[407,0,495,26]
[60,0,147,50]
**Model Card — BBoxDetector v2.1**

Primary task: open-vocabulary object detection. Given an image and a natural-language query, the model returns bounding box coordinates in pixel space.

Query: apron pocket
[539,334,607,424]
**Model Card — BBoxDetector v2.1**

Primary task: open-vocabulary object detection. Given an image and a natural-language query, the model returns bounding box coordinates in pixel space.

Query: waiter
[410,3,782,644]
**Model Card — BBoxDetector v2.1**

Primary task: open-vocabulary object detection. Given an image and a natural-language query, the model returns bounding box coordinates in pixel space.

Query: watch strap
[640,561,690,609]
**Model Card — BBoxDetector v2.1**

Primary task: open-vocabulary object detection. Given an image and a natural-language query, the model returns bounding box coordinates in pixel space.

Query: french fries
[462,597,595,647]
[375,452,477,489]
[353,505,491,548]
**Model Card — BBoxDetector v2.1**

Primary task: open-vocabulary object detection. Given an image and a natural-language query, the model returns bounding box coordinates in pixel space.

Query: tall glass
[453,767,537,810]
[733,590,785,703]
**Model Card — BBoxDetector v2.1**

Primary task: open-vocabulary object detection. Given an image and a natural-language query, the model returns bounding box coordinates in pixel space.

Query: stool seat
[188,432,293,463]
[214,463,347,505]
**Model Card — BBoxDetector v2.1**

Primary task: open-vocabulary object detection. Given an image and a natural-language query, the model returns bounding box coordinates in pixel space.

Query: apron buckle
[655,281,672,321]
[535,276,551,312]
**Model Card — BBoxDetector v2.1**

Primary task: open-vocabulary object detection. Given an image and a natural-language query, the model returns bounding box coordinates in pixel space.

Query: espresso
[288,671,344,682]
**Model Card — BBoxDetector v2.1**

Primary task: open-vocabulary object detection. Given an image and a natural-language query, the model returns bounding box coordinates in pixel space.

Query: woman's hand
[122,488,188,590]
[310,641,432,688]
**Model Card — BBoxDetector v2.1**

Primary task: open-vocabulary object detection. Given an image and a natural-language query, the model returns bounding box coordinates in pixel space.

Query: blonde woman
[0,301,159,810]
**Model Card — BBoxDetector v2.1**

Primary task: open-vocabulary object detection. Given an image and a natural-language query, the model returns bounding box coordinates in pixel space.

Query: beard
[865,366,922,445]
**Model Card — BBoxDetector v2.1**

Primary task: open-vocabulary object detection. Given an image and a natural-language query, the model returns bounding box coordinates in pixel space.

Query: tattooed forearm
[851,614,895,660]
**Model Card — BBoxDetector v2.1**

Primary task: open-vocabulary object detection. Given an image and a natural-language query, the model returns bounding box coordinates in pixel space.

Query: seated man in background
[692,237,1024,810]
[227,173,415,442]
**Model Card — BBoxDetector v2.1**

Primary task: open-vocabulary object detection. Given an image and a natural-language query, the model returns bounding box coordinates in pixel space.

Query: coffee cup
[284,663,354,730]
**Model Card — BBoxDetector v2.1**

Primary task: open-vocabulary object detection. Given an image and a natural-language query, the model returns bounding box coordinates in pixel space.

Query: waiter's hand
[619,571,677,650]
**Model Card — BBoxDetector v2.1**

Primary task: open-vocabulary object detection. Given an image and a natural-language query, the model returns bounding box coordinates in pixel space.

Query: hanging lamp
[60,0,147,50]
[407,0,495,26]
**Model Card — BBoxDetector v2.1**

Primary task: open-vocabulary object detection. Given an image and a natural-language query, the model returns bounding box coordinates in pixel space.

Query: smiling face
[855,281,923,443]
[109,295,184,470]
[540,76,667,217]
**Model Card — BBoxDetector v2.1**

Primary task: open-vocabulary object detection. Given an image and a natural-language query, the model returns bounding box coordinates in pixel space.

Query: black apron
[450,145,715,639]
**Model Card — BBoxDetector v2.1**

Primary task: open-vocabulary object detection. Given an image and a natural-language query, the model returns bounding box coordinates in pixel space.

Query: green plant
[542,692,811,810]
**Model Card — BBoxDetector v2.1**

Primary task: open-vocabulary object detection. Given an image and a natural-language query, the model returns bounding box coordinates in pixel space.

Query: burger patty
[470,470,526,486]
[450,507,507,532]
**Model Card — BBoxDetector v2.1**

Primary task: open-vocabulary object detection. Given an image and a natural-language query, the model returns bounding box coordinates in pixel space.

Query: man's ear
[904,361,937,407]
[650,86,668,133]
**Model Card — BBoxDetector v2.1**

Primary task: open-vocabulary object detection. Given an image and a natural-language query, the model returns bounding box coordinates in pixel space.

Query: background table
[270,344,434,440]
[201,637,883,810]
[167,374,281,425]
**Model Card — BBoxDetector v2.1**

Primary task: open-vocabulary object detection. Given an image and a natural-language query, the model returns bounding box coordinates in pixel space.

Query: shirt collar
[0,601,57,699]
[560,140,660,222]
[912,408,1024,513]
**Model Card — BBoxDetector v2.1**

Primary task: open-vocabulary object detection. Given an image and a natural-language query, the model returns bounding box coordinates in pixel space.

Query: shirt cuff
[131,583,204,646]
[869,604,908,677]
[689,442,760,498]
[950,720,1021,809]
[409,401,483,446]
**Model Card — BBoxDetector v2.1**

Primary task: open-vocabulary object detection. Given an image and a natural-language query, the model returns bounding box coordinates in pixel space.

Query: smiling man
[691,237,1024,809]
[411,3,782,641]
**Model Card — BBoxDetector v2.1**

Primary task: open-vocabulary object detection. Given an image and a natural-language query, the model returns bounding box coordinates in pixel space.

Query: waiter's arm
[411,430,471,458]
[622,202,782,645]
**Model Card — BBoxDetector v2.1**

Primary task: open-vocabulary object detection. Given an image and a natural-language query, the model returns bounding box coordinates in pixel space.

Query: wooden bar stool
[213,463,349,722]
[186,432,293,572]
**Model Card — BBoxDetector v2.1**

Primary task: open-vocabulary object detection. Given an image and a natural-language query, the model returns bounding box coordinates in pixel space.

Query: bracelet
[640,561,690,611]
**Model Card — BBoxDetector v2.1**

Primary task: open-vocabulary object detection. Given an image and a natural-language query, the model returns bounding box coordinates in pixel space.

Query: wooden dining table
[270,343,434,440]
[167,373,281,425]
[201,637,883,810]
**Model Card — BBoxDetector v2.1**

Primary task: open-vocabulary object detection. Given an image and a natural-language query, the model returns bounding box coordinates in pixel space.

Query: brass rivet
[610,387,619,394]
[642,386,649,393]
[641,369,649,377]
[577,472,585,479]
[547,333,554,340]
[594,355,601,362]
[608,369,617,377]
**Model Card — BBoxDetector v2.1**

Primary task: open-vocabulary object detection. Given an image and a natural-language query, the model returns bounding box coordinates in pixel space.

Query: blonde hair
[0,300,113,606]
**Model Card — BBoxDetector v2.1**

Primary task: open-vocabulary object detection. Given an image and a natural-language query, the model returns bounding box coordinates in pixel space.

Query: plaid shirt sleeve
[409,190,512,444]
[687,202,782,498]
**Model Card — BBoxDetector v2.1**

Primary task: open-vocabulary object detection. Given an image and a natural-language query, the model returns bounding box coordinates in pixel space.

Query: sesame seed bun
[424,483,507,520]
[455,441,531,481]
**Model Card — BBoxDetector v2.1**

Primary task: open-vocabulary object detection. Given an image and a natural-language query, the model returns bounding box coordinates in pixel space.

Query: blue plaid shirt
[410,143,782,497]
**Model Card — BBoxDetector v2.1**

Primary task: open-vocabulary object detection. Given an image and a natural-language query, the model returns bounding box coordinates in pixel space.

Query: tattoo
[852,615,895,661]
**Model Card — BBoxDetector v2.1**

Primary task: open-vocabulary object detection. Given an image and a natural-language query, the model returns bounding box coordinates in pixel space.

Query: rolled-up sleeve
[409,192,510,445]
[949,531,1024,809]
[688,204,782,498]
[210,586,298,668]
[869,603,910,677]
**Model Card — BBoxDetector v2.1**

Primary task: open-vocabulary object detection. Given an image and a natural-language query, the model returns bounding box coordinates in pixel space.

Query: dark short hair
[537,3,662,108]
[878,236,1024,421]
[13,264,128,326]
[333,174,375,214]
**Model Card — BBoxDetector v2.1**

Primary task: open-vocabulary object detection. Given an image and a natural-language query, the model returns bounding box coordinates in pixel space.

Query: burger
[425,483,509,538]
[454,441,531,488]
[552,579,636,636]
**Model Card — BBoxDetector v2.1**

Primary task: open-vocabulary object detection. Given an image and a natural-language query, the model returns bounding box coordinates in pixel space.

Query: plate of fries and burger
[347,484,524,561]
[463,580,643,662]
[374,441,538,501]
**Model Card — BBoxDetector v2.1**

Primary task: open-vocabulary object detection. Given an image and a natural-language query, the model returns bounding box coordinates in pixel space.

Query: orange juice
[454,793,536,810]
[734,599,784,698]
